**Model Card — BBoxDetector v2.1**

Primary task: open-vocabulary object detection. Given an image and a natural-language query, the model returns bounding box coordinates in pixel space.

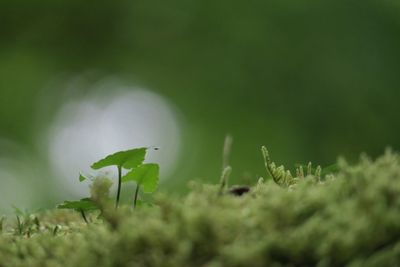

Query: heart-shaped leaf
[91,148,147,170]
[122,163,159,193]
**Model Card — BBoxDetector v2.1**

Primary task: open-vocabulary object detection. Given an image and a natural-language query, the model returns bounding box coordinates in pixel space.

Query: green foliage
[78,173,86,182]
[57,198,98,224]
[91,148,147,170]
[2,149,400,266]
[58,147,160,214]
[57,198,98,212]
[123,163,160,208]
[78,172,90,182]
[122,163,159,193]
[89,147,157,208]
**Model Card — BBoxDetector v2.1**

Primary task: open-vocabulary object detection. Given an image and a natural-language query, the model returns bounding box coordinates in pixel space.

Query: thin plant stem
[116,165,122,209]
[80,209,89,224]
[133,184,140,208]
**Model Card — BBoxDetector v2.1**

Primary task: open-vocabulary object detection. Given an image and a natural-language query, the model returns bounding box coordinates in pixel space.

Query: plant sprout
[122,163,159,208]
[57,147,160,220]
[90,147,148,208]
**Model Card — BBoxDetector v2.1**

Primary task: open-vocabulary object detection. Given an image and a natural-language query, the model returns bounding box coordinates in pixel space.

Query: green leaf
[57,198,99,211]
[91,147,147,170]
[79,172,88,182]
[122,163,159,193]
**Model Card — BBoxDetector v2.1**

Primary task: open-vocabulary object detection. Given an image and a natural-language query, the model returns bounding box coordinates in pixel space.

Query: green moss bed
[1,150,400,267]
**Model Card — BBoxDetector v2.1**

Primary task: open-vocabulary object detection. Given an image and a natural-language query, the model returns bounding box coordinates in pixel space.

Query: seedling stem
[133,185,140,208]
[116,166,122,208]
[80,209,89,224]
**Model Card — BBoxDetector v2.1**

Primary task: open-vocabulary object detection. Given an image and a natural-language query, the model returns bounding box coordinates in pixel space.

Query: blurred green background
[1,0,400,212]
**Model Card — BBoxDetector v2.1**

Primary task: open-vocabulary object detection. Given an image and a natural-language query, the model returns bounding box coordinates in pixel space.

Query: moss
[1,151,400,266]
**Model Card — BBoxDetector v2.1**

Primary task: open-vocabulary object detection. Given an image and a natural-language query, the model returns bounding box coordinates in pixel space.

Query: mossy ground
[1,151,400,267]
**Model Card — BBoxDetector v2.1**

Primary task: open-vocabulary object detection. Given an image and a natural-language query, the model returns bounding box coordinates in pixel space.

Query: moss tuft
[1,151,400,266]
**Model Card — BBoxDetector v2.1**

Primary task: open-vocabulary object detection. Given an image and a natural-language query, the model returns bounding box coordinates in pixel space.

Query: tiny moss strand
[261,146,279,184]
[218,166,232,196]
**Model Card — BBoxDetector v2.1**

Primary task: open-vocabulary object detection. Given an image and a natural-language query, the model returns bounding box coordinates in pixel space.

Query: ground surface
[1,151,400,267]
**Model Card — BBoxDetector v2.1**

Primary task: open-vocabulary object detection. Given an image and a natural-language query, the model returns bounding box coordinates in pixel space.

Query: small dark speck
[154,147,159,150]
[228,186,250,196]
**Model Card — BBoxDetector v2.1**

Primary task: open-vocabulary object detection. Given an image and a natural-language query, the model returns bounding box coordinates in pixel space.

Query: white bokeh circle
[46,87,181,197]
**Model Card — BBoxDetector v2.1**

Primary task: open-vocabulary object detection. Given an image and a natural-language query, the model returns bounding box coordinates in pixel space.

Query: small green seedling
[57,198,98,223]
[58,147,160,221]
[122,163,159,208]
[90,147,148,208]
